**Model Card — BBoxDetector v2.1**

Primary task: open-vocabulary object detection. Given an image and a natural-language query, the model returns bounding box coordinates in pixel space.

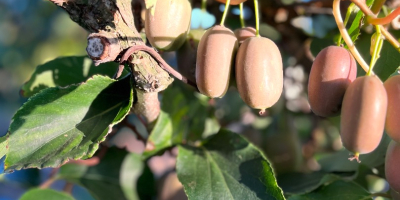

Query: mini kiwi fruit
[215,0,248,5]
[176,29,205,84]
[196,25,238,98]
[308,46,357,117]
[340,75,387,162]
[384,75,400,143]
[235,36,283,114]
[234,27,256,45]
[145,0,191,51]
[385,141,400,193]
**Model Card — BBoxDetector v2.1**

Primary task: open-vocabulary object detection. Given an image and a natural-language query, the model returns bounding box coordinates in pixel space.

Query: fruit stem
[239,3,245,28]
[220,0,231,26]
[254,0,260,37]
[201,0,207,11]
[350,0,400,53]
[333,0,371,74]
[368,26,383,76]
[367,7,400,25]
[259,109,266,116]
[337,3,354,46]
[348,152,361,163]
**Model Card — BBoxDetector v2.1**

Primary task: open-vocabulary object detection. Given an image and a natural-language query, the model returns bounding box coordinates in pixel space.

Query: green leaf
[277,172,340,195]
[346,0,374,44]
[318,133,391,172]
[4,75,133,172]
[288,180,371,200]
[143,81,220,158]
[176,129,285,200]
[58,147,128,200]
[20,188,75,200]
[21,56,128,97]
[309,38,335,58]
[120,153,144,200]
[0,134,8,160]
[355,31,400,81]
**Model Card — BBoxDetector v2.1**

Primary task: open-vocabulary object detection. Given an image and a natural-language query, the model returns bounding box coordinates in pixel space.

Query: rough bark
[50,0,172,124]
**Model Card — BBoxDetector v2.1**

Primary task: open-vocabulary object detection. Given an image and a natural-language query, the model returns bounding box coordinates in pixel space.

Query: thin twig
[333,0,371,73]
[122,117,146,142]
[119,45,198,89]
[39,168,59,189]
[368,7,400,25]
[351,0,400,52]
[63,182,74,194]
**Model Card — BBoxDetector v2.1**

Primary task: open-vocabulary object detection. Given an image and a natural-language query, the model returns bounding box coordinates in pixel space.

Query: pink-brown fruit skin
[308,46,357,117]
[384,75,400,143]
[234,27,256,45]
[215,0,247,5]
[385,141,400,193]
[340,75,387,154]
[176,29,205,84]
[236,37,283,110]
[145,0,191,51]
[196,25,238,98]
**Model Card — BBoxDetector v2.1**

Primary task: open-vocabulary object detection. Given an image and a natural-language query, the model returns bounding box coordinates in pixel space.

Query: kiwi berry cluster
[145,0,283,114]
[308,46,400,194]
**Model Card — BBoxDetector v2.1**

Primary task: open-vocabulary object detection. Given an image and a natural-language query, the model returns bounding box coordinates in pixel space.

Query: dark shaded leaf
[58,147,128,200]
[22,56,128,97]
[277,172,340,195]
[176,129,285,200]
[20,188,75,200]
[288,180,371,200]
[120,153,143,200]
[4,75,133,172]
[137,164,157,200]
[318,133,391,172]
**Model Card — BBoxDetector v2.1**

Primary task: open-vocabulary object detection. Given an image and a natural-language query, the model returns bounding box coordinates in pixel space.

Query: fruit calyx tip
[348,152,361,163]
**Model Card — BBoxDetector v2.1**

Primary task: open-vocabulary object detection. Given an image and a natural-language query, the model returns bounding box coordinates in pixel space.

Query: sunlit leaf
[143,81,219,158]
[20,189,75,200]
[21,56,128,97]
[0,134,8,160]
[4,75,133,172]
[177,129,285,200]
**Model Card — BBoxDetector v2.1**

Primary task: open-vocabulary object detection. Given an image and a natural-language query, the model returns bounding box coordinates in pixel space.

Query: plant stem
[201,0,207,11]
[239,3,245,28]
[337,3,355,46]
[220,0,231,26]
[370,0,386,14]
[368,26,383,76]
[350,0,400,53]
[254,0,260,37]
[333,0,371,73]
[368,7,400,25]
[39,168,59,189]
[119,45,198,89]
[63,182,74,194]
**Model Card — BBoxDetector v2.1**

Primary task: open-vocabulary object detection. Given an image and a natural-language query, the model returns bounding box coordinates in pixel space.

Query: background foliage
[0,0,399,199]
